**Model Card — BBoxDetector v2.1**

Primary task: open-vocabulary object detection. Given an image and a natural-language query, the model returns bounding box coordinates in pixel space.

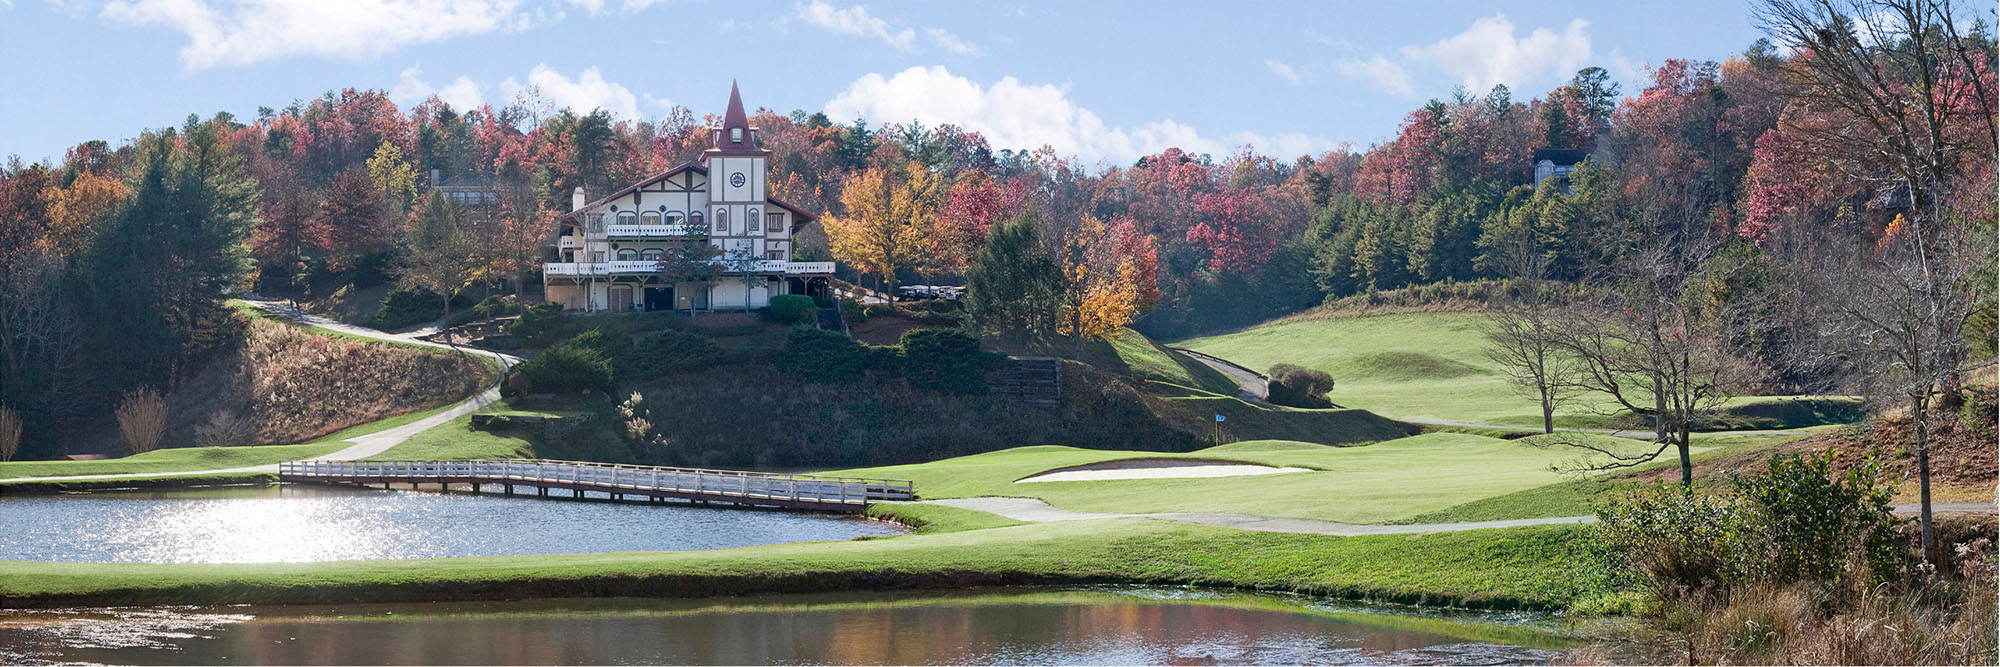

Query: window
[616,248,637,261]
[768,213,784,234]
[664,212,683,225]
[730,127,743,143]
[715,209,729,234]
[747,210,761,233]
[588,214,605,234]
[616,211,638,226]
[689,210,705,227]
[766,250,783,260]
[640,211,661,226]
[592,251,605,262]
[641,248,664,261]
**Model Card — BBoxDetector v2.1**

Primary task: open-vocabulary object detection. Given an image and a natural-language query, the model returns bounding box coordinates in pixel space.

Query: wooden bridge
[279,459,915,513]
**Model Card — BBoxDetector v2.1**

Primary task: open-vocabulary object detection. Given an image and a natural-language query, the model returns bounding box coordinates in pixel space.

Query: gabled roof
[557,162,819,228]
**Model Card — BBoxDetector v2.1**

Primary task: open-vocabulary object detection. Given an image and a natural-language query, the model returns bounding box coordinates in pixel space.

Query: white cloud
[926,27,975,55]
[391,66,484,110]
[101,0,535,69]
[823,66,1330,164]
[794,0,913,51]
[1264,59,1302,85]
[1335,55,1414,97]
[500,64,639,119]
[1403,14,1591,92]
[1605,47,1646,88]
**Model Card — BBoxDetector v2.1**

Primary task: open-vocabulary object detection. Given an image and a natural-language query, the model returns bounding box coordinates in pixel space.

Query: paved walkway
[5,300,518,483]
[922,497,1996,537]
[1170,347,1269,402]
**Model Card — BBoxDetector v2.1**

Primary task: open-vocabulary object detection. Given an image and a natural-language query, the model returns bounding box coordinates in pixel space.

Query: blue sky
[0,1,1769,166]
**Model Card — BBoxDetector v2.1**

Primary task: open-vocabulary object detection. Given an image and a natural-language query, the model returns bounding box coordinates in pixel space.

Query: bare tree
[396,195,486,334]
[0,250,84,429]
[1755,0,1998,566]
[0,405,21,462]
[1485,225,1581,434]
[115,387,167,455]
[191,408,254,447]
[1551,242,1764,486]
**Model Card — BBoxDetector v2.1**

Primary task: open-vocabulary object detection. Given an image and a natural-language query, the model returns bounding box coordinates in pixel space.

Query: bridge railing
[278,458,915,504]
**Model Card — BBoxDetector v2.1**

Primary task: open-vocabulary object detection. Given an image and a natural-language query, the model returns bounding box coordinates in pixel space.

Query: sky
[0,0,1770,167]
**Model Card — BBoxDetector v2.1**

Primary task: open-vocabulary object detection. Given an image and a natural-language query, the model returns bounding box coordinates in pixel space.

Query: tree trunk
[1912,393,1937,570]
[1677,421,1693,487]
[1539,386,1555,434]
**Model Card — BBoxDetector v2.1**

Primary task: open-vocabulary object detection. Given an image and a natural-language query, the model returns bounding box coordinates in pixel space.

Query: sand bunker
[1016,458,1311,483]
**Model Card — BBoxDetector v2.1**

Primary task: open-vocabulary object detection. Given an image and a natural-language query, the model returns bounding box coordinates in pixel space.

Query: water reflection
[0,588,1575,665]
[0,485,903,563]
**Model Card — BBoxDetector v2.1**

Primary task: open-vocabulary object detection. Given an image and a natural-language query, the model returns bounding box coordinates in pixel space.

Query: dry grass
[0,406,20,461]
[1576,515,1999,665]
[114,387,166,454]
[166,318,486,445]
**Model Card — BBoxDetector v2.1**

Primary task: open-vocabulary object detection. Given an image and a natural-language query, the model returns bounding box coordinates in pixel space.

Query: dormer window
[730,127,743,143]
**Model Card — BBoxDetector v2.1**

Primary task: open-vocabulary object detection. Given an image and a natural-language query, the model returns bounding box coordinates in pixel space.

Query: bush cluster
[631,329,724,376]
[781,328,867,382]
[1267,363,1336,408]
[899,328,987,394]
[368,286,445,330]
[505,339,614,396]
[1592,450,1901,599]
[768,294,817,325]
[507,303,564,346]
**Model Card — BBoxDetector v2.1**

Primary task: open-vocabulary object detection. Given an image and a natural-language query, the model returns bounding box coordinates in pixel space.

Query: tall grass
[115,387,167,454]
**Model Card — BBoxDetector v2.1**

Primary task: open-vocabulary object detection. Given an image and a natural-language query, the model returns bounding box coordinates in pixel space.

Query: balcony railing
[604,224,698,237]
[543,260,836,276]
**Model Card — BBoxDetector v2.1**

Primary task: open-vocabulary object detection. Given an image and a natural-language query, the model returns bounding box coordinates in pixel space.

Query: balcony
[604,224,696,237]
[542,260,836,277]
[557,235,582,249]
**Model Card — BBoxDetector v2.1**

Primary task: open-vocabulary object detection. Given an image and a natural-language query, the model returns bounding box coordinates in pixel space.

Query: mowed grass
[0,443,345,480]
[840,433,1708,524]
[1179,311,1861,429]
[1097,328,1241,395]
[362,415,533,461]
[0,518,1609,611]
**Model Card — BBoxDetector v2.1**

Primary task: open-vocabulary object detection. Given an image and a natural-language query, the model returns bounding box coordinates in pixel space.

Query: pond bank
[0,502,1613,612]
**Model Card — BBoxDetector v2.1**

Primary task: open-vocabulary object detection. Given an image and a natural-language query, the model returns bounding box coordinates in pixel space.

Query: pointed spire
[722,80,750,144]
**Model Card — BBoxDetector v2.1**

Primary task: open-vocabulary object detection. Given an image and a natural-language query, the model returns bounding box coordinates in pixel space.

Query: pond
[0,485,904,563]
[0,588,1578,665]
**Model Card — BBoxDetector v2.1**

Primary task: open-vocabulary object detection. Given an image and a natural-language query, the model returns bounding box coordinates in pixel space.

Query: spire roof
[721,80,750,144]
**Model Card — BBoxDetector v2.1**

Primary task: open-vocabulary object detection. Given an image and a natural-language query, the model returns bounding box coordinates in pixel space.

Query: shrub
[769,294,817,325]
[1267,363,1335,408]
[839,297,869,324]
[1592,483,1761,598]
[368,286,445,331]
[900,328,987,394]
[115,387,168,454]
[632,329,723,376]
[1735,450,1900,585]
[508,303,565,346]
[508,342,614,395]
[781,328,866,382]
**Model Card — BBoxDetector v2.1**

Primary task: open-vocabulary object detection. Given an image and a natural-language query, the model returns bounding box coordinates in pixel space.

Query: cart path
[3,300,519,483]
[920,497,1995,537]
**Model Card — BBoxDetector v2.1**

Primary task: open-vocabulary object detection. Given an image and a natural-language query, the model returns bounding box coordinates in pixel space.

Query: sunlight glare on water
[0,485,903,563]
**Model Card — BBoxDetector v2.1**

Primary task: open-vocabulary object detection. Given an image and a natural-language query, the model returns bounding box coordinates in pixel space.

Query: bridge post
[504,484,513,496]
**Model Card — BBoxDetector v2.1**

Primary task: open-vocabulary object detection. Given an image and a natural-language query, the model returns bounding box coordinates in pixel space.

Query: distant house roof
[1532,148,1591,166]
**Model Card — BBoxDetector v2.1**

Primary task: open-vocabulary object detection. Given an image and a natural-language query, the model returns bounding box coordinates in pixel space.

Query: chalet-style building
[542,83,833,313]
[1531,148,1590,192]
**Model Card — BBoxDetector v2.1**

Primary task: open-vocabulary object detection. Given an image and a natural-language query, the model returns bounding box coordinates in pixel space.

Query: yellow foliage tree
[1056,215,1147,355]
[821,161,941,301]
[366,141,418,214]
[41,170,129,258]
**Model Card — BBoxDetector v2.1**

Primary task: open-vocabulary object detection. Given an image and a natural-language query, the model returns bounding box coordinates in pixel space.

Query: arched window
[615,211,637,226]
[747,209,761,233]
[640,211,661,226]
[689,210,705,227]
[715,209,729,234]
[664,212,683,226]
[640,248,664,261]
[616,248,637,261]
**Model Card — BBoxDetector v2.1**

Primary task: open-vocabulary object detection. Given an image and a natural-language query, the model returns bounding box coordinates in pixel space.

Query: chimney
[572,186,586,212]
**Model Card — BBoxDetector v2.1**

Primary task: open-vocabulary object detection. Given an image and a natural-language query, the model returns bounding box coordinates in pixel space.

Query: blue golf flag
[1214,414,1226,422]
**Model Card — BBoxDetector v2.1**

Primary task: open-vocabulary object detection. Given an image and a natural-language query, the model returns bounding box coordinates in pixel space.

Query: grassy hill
[1179,310,1860,430]
[839,432,1713,525]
